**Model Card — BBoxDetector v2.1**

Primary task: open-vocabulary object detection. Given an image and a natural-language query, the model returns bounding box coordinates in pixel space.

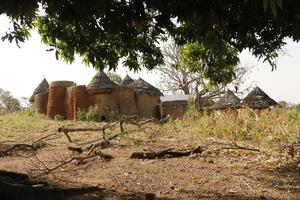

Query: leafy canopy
[1,0,299,76]
[180,42,239,85]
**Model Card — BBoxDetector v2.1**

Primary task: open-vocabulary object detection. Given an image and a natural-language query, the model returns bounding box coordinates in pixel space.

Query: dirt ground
[0,122,299,200]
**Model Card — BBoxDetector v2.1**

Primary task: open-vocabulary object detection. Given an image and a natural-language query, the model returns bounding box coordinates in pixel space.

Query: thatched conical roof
[129,78,163,96]
[120,75,134,86]
[212,90,241,109]
[29,78,49,102]
[87,71,119,91]
[242,87,277,109]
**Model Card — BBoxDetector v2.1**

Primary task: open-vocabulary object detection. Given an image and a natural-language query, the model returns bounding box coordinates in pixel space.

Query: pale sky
[1,15,300,104]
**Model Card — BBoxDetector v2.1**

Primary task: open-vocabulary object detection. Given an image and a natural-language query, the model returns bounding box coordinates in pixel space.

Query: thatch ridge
[29,78,49,102]
[212,90,241,109]
[87,71,119,91]
[129,78,163,96]
[242,87,277,109]
[120,75,134,86]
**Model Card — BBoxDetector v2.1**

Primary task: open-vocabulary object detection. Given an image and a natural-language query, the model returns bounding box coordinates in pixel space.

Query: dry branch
[130,146,203,159]
[0,134,60,157]
[130,140,263,160]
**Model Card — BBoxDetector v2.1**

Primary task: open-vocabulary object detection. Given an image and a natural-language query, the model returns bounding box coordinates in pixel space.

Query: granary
[212,89,241,110]
[241,86,277,109]
[30,73,165,120]
[129,78,162,118]
[65,85,91,120]
[87,71,119,120]
[120,74,134,86]
[47,81,76,119]
[118,75,137,115]
[29,78,49,103]
[160,94,193,119]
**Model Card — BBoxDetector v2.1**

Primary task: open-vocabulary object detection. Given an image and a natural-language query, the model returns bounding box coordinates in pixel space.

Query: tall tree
[157,41,250,97]
[1,0,297,76]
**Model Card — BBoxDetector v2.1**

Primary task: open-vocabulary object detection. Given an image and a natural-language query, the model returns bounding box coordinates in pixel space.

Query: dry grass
[162,107,300,151]
[0,108,299,200]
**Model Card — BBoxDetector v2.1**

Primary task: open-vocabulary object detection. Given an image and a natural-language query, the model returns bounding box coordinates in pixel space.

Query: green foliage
[180,42,239,85]
[184,99,201,120]
[0,111,62,139]
[108,111,118,121]
[1,0,297,72]
[76,109,87,121]
[263,0,283,16]
[54,114,64,121]
[76,106,99,122]
[289,104,300,120]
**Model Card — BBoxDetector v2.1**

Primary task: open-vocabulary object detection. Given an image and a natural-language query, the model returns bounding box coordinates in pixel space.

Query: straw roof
[87,71,119,91]
[242,87,277,109]
[29,78,49,102]
[120,75,134,86]
[212,90,241,109]
[129,78,163,96]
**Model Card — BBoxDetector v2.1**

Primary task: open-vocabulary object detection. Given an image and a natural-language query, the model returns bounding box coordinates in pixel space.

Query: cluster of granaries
[30,71,163,120]
[30,71,278,120]
[160,87,278,119]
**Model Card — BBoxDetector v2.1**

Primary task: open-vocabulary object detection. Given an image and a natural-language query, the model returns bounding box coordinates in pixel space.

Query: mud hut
[47,81,75,119]
[212,90,241,110]
[241,87,277,109]
[29,78,49,102]
[120,75,134,86]
[87,71,119,120]
[129,78,162,118]
[160,95,192,119]
[65,85,92,120]
[34,91,48,115]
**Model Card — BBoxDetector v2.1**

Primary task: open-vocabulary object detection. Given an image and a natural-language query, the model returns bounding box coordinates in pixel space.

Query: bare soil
[0,122,299,200]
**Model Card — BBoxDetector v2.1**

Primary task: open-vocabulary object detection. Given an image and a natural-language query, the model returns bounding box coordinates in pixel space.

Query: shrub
[54,114,64,121]
[76,106,99,122]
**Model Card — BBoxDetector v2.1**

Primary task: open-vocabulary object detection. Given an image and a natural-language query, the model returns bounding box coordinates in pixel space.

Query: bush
[54,114,64,121]
[76,106,99,122]
[108,111,118,121]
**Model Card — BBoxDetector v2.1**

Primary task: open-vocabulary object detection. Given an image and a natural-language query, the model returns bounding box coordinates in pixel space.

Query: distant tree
[0,88,21,114]
[277,101,290,108]
[107,72,122,85]
[157,41,251,100]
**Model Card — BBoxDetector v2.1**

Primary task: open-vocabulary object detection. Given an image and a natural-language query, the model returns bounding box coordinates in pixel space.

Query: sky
[1,15,300,104]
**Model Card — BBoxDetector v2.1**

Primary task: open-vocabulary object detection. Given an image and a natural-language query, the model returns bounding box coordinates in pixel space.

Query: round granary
[47,86,67,119]
[118,86,137,115]
[90,89,119,121]
[65,87,74,120]
[135,91,161,118]
[50,81,76,88]
[34,91,48,115]
[65,85,91,120]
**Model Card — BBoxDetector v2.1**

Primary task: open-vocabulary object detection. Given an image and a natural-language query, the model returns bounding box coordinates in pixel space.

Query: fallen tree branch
[130,140,263,160]
[130,146,203,159]
[58,116,156,143]
[0,134,60,157]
